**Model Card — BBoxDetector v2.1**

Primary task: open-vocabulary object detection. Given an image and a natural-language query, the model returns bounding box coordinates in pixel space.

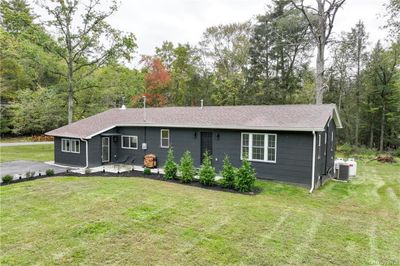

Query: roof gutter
[81,138,89,168]
[309,131,316,193]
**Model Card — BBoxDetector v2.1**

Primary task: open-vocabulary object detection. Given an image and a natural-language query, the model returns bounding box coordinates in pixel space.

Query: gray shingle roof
[46,104,342,139]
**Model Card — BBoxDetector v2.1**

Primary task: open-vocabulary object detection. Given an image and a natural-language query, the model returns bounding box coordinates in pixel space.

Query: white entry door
[102,137,110,163]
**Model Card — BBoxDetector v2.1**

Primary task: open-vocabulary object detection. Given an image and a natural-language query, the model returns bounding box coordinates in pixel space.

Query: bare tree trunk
[315,41,325,104]
[379,104,385,152]
[67,62,73,124]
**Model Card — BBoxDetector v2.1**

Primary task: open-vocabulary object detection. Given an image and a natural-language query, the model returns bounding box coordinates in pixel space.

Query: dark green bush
[199,151,216,186]
[45,169,55,176]
[220,155,236,188]
[2,175,13,183]
[143,168,151,175]
[235,157,256,192]
[179,151,194,183]
[164,149,177,180]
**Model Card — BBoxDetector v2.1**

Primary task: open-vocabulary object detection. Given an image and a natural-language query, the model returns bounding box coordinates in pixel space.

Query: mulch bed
[2,170,261,195]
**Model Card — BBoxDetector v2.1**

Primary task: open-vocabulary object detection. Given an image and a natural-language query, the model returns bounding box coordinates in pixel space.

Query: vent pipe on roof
[201,99,203,109]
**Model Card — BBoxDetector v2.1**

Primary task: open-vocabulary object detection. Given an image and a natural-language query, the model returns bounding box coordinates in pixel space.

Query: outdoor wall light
[216,133,220,140]
[194,132,197,138]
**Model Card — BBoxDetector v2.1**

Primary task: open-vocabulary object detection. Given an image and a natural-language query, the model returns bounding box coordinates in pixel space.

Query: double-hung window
[160,129,170,148]
[61,139,70,152]
[71,140,80,153]
[241,133,277,163]
[62,139,80,153]
[121,135,138,149]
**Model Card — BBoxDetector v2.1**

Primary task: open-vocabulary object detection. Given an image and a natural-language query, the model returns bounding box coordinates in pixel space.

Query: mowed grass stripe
[1,162,400,265]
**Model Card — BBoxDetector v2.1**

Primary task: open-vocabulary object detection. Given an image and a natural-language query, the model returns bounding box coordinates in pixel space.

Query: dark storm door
[200,132,213,163]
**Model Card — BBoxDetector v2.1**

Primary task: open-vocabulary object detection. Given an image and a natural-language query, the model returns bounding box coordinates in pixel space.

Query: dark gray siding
[54,126,317,187]
[85,127,314,186]
[313,118,336,188]
[54,137,86,167]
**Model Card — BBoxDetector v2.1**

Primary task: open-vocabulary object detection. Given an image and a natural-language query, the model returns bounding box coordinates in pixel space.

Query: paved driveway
[0,160,65,179]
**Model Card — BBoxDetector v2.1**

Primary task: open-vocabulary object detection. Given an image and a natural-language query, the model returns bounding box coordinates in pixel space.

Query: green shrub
[143,168,151,175]
[2,175,13,183]
[391,148,400,157]
[220,155,236,189]
[45,169,55,176]
[179,151,194,183]
[235,157,256,192]
[199,151,216,186]
[164,149,177,180]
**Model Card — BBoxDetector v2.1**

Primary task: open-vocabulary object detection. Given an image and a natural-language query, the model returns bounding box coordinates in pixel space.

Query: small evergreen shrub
[199,151,216,186]
[179,151,194,183]
[164,149,177,180]
[143,168,151,175]
[220,155,236,188]
[235,157,256,192]
[2,175,13,183]
[45,169,55,176]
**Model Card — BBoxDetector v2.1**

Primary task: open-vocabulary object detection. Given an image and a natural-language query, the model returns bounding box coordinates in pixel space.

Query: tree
[135,56,171,107]
[364,42,400,151]
[291,0,346,104]
[164,148,178,180]
[200,21,251,105]
[199,151,216,186]
[383,0,400,41]
[220,155,236,189]
[38,0,137,124]
[345,21,369,145]
[247,0,313,104]
[235,157,256,192]
[179,151,195,183]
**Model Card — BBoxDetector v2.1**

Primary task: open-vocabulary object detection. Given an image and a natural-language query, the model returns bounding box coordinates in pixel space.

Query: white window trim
[61,138,70,153]
[71,139,80,154]
[240,132,277,163]
[160,129,170,148]
[324,132,327,155]
[121,135,138,149]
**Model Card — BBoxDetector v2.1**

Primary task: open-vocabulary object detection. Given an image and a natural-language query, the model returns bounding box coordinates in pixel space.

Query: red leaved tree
[132,55,171,107]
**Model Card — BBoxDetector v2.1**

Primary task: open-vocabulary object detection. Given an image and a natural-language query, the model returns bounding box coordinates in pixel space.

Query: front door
[200,132,213,163]
[102,137,110,163]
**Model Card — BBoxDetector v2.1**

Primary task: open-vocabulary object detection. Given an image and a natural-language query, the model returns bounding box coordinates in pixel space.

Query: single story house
[46,104,342,191]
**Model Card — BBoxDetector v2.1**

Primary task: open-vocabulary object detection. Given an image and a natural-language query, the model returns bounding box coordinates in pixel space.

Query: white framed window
[241,133,277,163]
[331,131,334,151]
[160,129,170,148]
[71,140,80,153]
[324,132,327,155]
[61,139,70,152]
[121,135,138,149]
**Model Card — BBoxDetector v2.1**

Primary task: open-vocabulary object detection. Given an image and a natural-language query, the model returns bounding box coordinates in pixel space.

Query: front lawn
[0,144,54,163]
[1,161,399,265]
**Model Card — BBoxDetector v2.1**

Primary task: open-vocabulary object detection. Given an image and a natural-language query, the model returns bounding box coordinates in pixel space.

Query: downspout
[81,138,89,168]
[309,131,316,193]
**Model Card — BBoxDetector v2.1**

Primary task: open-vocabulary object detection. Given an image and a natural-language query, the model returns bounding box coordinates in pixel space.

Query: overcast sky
[33,0,390,67]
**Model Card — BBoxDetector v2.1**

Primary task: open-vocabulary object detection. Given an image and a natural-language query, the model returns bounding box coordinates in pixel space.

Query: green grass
[1,161,399,265]
[0,144,54,163]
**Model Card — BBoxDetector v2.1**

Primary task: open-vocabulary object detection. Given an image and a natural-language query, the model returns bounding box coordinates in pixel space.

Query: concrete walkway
[0,141,53,147]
